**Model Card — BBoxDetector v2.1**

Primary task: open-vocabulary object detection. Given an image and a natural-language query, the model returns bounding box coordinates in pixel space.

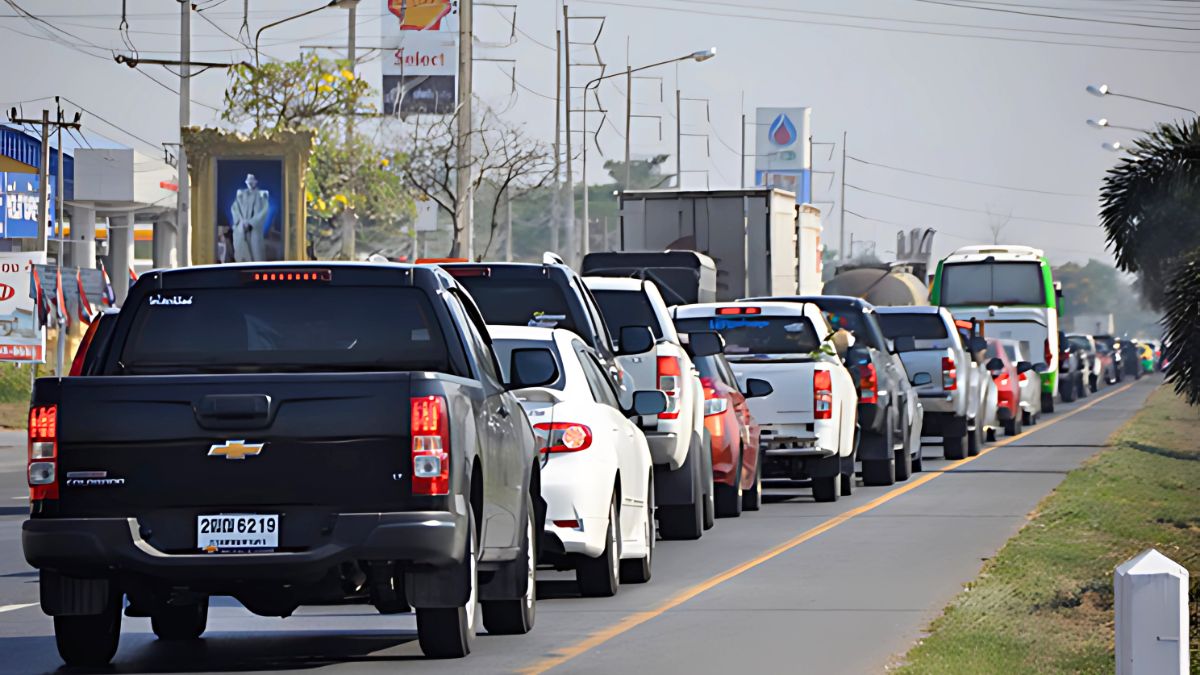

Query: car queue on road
[21,245,1148,668]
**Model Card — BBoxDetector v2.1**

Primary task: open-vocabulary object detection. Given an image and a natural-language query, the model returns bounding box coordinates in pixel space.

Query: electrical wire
[844,183,1100,228]
[907,0,1200,30]
[847,155,1094,197]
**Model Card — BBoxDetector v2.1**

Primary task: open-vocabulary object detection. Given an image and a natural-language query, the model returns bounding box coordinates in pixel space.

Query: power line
[847,155,1094,197]
[907,0,1200,30]
[845,182,1101,228]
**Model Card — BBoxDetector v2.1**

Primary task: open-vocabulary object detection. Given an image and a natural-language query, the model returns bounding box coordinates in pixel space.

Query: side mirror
[617,325,655,356]
[846,344,872,366]
[986,357,1004,372]
[1033,363,1049,374]
[911,372,933,387]
[630,390,668,417]
[892,336,916,353]
[1017,361,1034,374]
[508,348,559,389]
[686,331,724,358]
[743,378,774,399]
[968,336,988,355]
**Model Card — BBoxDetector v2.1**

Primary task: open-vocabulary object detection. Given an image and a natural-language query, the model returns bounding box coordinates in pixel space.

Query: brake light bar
[411,396,450,495]
[716,306,761,315]
[246,269,332,283]
[813,370,833,420]
[28,405,58,501]
[444,266,492,278]
[657,356,682,419]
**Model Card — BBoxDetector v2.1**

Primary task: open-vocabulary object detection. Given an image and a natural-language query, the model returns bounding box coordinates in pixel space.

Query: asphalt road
[0,379,1156,674]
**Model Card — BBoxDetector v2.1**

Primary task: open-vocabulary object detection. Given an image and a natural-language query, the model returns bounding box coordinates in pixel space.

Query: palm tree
[1099,118,1200,402]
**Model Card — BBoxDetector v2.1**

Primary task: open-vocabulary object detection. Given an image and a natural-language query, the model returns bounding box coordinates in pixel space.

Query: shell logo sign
[388,0,453,31]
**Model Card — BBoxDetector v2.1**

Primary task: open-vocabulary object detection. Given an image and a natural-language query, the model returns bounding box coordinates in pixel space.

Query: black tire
[862,459,895,486]
[1061,377,1076,403]
[702,475,715,531]
[620,474,654,584]
[1041,391,1055,414]
[840,451,855,496]
[1089,374,1099,393]
[577,497,620,597]
[714,482,743,518]
[894,443,912,482]
[416,512,478,658]
[967,421,982,457]
[911,445,924,473]
[943,431,967,460]
[151,597,208,641]
[1003,415,1019,437]
[741,458,762,512]
[1078,377,1089,398]
[481,494,536,635]
[54,591,122,668]
[658,452,704,541]
[812,473,840,502]
[1022,409,1033,426]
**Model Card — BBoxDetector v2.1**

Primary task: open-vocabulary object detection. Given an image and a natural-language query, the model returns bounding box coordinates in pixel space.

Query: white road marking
[10,496,27,501]
[0,604,36,614]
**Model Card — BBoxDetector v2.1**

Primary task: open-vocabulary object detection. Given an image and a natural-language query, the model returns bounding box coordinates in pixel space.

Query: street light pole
[840,130,847,261]
[675,87,681,188]
[453,0,473,260]
[624,65,632,190]
[1086,84,1197,116]
[178,0,190,268]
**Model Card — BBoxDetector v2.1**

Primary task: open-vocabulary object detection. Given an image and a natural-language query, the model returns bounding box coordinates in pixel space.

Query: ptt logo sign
[768,113,798,148]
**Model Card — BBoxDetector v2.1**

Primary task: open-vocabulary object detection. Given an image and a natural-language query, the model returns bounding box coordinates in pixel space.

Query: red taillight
[68,319,102,377]
[716,306,761,315]
[553,519,582,530]
[411,396,450,496]
[942,356,957,391]
[444,266,491,278]
[813,369,833,420]
[533,422,593,453]
[657,356,682,419]
[1018,371,1027,383]
[857,363,878,404]
[1044,339,1052,365]
[246,269,331,283]
[28,405,58,501]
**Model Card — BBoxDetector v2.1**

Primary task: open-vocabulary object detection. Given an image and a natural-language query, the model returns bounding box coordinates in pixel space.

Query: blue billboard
[0,172,55,239]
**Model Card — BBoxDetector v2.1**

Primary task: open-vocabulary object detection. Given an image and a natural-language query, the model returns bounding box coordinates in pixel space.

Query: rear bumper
[23,511,466,582]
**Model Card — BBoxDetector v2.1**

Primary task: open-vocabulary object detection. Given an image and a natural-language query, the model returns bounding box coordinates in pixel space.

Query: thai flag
[98,261,116,307]
[30,266,48,328]
[55,264,69,330]
[76,268,93,326]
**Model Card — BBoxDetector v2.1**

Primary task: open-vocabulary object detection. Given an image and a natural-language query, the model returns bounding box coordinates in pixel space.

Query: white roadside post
[1114,548,1189,675]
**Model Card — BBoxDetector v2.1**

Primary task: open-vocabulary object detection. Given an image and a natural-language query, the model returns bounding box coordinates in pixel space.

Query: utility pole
[551,28,561,254]
[623,64,632,190]
[675,88,681,188]
[54,103,66,377]
[453,0,474,260]
[177,0,191,268]
[740,112,746,189]
[340,0,359,260]
[562,5,574,264]
[839,130,847,261]
[37,110,49,254]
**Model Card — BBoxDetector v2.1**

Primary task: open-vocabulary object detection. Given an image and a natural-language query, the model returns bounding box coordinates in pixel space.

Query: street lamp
[255,0,359,68]
[578,47,716,263]
[1085,83,1197,116]
[1102,141,1123,152]
[1087,118,1148,133]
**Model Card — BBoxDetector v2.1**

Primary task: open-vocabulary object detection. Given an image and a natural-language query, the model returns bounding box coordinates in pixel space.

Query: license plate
[197,514,279,552]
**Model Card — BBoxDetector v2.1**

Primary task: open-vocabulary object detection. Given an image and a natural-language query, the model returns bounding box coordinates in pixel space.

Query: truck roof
[875,305,945,315]
[581,276,644,292]
[944,244,1046,262]
[141,260,453,289]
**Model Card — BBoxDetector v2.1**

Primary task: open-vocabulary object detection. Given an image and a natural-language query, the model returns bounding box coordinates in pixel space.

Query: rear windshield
[877,314,949,343]
[455,277,580,334]
[117,287,451,375]
[593,289,663,343]
[1067,336,1091,351]
[675,316,820,355]
[940,262,1046,306]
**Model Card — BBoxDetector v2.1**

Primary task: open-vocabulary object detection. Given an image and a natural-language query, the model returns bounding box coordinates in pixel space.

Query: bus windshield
[940,262,1046,306]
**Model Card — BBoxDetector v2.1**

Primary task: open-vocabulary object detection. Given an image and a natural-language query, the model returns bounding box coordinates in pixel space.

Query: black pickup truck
[23,263,543,666]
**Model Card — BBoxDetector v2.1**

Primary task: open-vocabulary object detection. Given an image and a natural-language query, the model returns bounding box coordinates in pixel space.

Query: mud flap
[654,432,702,507]
[807,454,842,479]
[40,570,113,616]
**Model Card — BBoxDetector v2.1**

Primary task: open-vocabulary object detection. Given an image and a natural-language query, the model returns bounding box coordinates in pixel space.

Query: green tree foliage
[1100,119,1200,309]
[222,55,412,259]
[1163,252,1200,404]
[603,154,673,190]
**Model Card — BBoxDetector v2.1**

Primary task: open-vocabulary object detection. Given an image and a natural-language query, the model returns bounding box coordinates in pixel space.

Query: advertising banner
[382,0,457,115]
[215,158,285,263]
[754,107,812,205]
[0,172,55,239]
[0,251,45,362]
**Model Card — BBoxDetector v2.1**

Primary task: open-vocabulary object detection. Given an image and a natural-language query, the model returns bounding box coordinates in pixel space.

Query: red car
[986,337,1027,436]
[695,352,765,518]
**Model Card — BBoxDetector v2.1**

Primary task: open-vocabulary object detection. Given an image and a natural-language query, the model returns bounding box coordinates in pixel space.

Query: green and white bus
[930,245,1061,413]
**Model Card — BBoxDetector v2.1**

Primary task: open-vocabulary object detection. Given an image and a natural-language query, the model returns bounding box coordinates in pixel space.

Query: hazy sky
[1,0,1194,265]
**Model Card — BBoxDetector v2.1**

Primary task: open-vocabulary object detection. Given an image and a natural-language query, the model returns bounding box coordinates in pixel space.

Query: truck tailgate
[729,360,814,426]
[53,373,418,517]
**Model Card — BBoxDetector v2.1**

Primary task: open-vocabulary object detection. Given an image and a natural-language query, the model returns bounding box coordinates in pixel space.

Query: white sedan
[491,325,661,597]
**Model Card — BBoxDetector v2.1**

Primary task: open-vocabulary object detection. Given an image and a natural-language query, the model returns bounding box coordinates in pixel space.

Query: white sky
[1,0,1194,265]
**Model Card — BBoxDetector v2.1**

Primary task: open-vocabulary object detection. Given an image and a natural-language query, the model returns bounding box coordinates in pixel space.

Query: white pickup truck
[586,277,716,540]
[671,302,859,502]
[876,306,994,460]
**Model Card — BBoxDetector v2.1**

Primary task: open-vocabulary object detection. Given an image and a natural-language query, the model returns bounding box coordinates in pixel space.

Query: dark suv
[744,295,921,484]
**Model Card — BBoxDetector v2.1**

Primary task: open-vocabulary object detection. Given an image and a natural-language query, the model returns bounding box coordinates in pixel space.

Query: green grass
[896,385,1200,674]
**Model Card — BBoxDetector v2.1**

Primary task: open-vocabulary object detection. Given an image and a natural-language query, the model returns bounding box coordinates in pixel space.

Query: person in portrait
[230,173,271,262]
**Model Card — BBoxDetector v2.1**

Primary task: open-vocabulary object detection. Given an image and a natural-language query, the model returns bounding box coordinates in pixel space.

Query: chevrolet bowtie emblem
[208,440,265,460]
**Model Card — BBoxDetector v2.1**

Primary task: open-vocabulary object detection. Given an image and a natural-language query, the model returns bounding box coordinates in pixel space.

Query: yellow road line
[519,381,1138,674]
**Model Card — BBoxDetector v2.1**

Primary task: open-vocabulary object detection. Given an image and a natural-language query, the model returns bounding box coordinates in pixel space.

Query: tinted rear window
[455,277,580,334]
[877,314,949,342]
[593,289,663,342]
[940,262,1046,306]
[675,316,820,355]
[118,287,451,374]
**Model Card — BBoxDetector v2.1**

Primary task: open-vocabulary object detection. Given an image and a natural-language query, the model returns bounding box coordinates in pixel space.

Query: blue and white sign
[0,172,55,239]
[754,107,812,205]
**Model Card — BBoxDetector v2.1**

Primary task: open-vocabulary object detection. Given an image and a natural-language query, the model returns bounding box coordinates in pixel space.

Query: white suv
[586,277,713,540]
